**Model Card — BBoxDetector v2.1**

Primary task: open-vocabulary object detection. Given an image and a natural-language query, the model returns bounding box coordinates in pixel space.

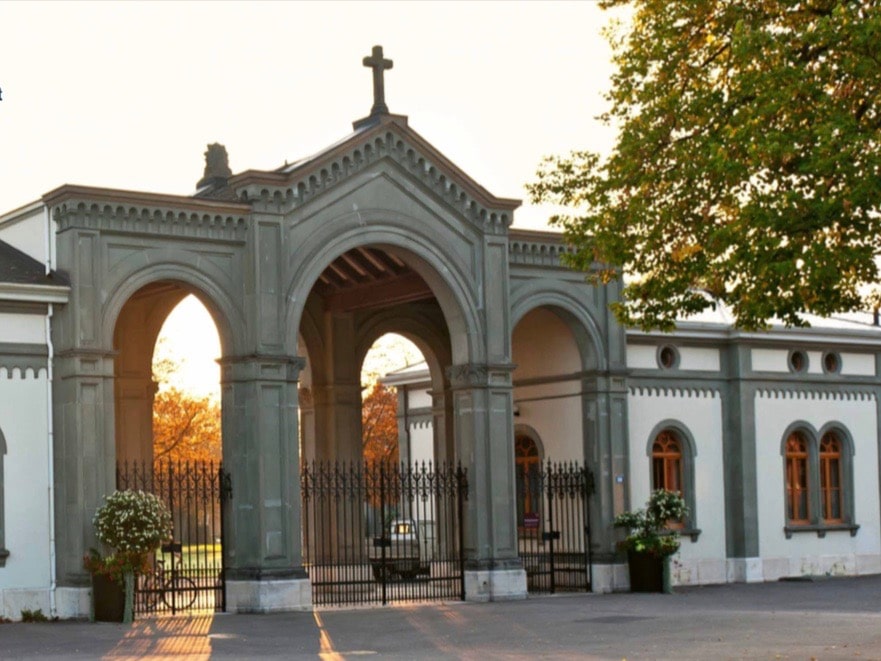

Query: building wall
[0,204,50,266]
[754,391,881,579]
[625,336,881,588]
[512,308,583,460]
[627,387,728,585]
[404,385,434,465]
[0,363,52,619]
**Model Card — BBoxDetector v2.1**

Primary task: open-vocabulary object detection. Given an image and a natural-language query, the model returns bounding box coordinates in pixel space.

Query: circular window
[822,352,841,374]
[658,345,679,370]
[789,350,808,373]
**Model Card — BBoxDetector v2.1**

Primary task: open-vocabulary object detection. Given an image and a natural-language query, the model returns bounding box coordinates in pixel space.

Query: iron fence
[301,460,467,607]
[517,461,593,594]
[117,460,229,614]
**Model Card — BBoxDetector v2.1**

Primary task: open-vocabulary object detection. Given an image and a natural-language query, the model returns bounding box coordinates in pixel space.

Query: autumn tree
[153,387,221,463]
[152,347,221,463]
[362,382,399,464]
[529,1,881,330]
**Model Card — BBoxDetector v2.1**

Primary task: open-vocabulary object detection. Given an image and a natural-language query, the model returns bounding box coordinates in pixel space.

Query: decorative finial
[362,45,393,116]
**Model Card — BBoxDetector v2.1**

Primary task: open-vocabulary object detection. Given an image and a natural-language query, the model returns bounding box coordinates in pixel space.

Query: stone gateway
[0,48,879,619]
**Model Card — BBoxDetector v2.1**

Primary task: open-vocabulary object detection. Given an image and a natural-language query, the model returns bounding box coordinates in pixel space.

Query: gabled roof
[228,113,521,222]
[0,239,65,287]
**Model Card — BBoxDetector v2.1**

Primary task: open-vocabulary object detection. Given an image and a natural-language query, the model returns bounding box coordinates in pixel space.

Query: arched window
[515,434,541,530]
[819,432,842,523]
[785,432,810,524]
[781,425,857,537]
[652,431,683,494]
[646,425,698,536]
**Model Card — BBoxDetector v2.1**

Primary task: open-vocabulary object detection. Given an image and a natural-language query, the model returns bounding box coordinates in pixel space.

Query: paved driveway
[3,576,881,659]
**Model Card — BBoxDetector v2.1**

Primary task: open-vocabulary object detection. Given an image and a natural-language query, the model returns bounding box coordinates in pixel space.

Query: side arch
[510,282,607,372]
[101,261,243,356]
[354,307,452,383]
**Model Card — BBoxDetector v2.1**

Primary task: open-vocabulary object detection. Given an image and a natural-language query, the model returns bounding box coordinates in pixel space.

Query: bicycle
[138,542,198,613]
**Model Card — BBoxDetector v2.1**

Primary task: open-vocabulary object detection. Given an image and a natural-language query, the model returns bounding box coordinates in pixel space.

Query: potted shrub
[613,489,688,593]
[84,490,172,623]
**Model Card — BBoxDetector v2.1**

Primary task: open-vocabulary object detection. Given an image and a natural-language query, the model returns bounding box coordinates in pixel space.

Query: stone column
[431,388,454,464]
[581,370,629,592]
[310,311,363,464]
[447,362,526,601]
[311,382,362,464]
[52,349,117,589]
[721,344,762,582]
[395,386,411,465]
[220,354,311,612]
[113,372,157,465]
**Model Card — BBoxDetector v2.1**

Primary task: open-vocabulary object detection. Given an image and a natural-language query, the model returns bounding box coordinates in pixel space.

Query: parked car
[369,518,431,581]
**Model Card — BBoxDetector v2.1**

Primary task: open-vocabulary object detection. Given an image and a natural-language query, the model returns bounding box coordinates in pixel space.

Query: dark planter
[91,573,126,622]
[627,550,665,592]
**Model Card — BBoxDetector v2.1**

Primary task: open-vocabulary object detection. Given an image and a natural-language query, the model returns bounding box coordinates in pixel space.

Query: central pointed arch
[285,212,482,367]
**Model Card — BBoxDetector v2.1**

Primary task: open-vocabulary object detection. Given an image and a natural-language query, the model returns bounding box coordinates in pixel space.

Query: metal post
[546,462,556,594]
[584,466,594,591]
[457,462,466,601]
[380,461,387,606]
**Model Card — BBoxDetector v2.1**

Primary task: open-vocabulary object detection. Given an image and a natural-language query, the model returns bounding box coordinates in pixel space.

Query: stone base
[669,558,727,586]
[590,563,627,593]
[726,557,764,583]
[55,587,91,619]
[0,588,52,621]
[464,568,527,602]
[225,578,312,613]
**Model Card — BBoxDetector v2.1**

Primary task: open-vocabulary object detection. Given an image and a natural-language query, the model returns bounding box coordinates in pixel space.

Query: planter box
[627,550,666,593]
[91,573,126,622]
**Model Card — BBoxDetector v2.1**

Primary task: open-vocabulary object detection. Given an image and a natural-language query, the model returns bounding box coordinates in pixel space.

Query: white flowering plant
[85,490,172,582]
[613,489,688,557]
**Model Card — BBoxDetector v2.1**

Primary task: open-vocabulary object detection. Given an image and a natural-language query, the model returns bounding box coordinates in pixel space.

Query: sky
[1,0,624,395]
[0,1,621,227]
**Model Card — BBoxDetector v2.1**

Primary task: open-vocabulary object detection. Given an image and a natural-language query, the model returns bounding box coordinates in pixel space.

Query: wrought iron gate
[301,461,467,607]
[117,460,229,615]
[517,461,593,594]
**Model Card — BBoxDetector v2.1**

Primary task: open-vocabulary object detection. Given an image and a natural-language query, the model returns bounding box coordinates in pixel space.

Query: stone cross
[363,45,393,115]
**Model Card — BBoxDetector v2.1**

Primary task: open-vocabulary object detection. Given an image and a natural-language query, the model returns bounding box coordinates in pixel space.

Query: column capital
[54,347,117,380]
[219,354,307,384]
[445,362,516,389]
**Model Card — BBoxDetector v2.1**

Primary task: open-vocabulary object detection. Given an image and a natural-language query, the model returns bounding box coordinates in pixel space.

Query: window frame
[645,421,700,541]
[784,431,810,524]
[514,425,544,536]
[780,423,858,539]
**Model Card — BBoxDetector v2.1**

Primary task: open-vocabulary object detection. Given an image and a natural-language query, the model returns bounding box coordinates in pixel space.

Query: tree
[153,387,221,463]
[529,1,881,330]
[362,383,399,464]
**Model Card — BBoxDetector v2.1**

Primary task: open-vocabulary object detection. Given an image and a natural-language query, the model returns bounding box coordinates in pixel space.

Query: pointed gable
[228,114,521,231]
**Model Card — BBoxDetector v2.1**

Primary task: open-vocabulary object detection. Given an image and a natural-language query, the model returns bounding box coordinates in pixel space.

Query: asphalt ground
[2,575,881,660]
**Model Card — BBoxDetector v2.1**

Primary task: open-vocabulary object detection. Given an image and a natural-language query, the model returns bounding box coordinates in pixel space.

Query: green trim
[0,342,49,374]
[779,421,857,531]
[644,419,699,536]
[784,523,859,539]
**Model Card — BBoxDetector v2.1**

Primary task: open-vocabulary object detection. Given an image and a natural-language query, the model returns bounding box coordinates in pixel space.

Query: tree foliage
[529,0,881,330]
[362,382,399,464]
[153,387,222,463]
